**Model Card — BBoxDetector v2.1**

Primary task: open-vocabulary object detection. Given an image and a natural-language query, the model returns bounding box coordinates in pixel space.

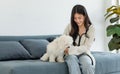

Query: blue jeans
[65,54,95,74]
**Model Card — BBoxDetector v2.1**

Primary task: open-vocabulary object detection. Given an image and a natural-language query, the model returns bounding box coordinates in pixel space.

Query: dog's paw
[40,54,49,61]
[58,60,64,62]
[49,59,56,62]
[57,58,64,62]
[40,57,46,61]
[40,56,48,61]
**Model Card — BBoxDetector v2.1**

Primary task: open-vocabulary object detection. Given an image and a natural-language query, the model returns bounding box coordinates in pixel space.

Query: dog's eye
[67,46,70,48]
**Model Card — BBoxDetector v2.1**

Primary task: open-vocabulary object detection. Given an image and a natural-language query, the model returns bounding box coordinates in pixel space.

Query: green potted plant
[105,0,120,53]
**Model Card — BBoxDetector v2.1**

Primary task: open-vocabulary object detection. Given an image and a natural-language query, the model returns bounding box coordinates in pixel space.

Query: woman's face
[74,13,85,27]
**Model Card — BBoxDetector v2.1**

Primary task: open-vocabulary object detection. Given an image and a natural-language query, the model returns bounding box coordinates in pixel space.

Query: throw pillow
[0,41,31,61]
[20,39,49,59]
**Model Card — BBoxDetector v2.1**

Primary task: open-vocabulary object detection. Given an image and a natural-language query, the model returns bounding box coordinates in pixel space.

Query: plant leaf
[110,16,120,23]
[108,35,120,51]
[105,13,114,20]
[104,12,109,16]
[107,25,120,36]
[105,8,117,18]
[107,5,117,12]
[105,6,120,20]
[112,7,120,15]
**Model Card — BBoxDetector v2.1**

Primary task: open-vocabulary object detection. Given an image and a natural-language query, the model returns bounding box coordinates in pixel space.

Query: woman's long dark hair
[69,4,92,46]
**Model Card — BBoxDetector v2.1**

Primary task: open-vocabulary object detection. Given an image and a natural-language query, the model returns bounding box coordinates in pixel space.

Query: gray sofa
[0,35,120,74]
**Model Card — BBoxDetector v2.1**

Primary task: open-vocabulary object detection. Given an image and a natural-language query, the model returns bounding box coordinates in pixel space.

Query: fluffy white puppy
[40,35,73,62]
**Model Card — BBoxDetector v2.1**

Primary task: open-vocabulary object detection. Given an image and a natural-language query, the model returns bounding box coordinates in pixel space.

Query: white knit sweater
[63,24,95,65]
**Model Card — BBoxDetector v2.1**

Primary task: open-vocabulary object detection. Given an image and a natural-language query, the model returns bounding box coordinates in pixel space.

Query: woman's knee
[79,55,93,66]
[65,55,78,60]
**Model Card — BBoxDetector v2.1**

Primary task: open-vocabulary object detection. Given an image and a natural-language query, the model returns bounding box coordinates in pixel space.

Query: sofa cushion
[0,41,31,61]
[0,60,68,74]
[20,39,49,59]
[92,52,120,74]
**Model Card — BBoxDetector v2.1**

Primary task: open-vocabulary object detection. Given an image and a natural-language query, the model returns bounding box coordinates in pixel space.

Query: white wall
[0,0,80,35]
[0,0,106,51]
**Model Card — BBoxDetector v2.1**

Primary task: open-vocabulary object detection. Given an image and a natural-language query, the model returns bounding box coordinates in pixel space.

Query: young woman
[63,4,96,74]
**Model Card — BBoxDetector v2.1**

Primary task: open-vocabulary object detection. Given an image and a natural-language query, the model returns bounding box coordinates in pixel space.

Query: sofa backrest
[0,35,59,41]
[0,35,60,61]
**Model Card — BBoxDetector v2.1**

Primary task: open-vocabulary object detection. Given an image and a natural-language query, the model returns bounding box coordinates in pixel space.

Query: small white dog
[40,35,73,62]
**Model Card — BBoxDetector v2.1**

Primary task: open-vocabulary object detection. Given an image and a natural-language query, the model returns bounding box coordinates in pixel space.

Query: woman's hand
[64,47,69,55]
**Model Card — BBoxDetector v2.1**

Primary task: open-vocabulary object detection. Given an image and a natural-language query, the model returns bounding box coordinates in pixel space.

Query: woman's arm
[68,25,95,55]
